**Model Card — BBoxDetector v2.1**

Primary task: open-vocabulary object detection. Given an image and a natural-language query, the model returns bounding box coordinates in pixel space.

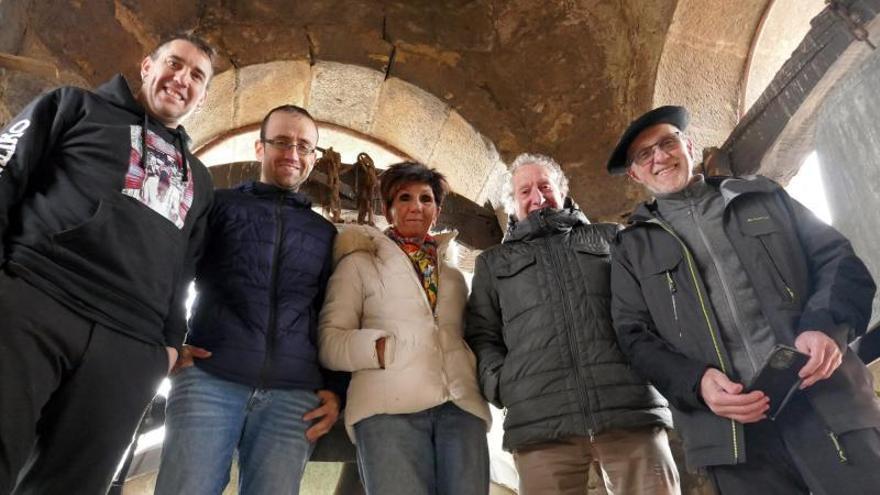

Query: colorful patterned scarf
[386,227,439,312]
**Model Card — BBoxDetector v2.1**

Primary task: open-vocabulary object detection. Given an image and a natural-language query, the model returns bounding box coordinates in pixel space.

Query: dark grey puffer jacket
[465,206,671,451]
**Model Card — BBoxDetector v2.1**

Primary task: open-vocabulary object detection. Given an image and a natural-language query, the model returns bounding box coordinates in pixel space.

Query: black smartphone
[745,345,810,420]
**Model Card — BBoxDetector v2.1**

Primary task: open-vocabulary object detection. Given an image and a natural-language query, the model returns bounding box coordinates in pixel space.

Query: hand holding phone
[745,345,810,420]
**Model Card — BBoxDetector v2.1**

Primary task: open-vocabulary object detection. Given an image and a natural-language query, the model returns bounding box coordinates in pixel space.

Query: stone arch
[741,0,826,114]
[186,59,507,209]
[652,0,774,151]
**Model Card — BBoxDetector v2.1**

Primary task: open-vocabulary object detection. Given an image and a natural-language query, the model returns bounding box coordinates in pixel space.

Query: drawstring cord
[140,113,188,182]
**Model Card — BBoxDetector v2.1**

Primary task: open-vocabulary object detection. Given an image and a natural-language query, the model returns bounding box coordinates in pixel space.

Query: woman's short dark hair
[379,161,450,211]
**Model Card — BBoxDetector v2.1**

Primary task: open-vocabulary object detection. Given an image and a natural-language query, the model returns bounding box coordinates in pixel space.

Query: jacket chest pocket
[738,214,798,307]
[638,249,689,345]
[491,253,539,326]
[572,244,611,297]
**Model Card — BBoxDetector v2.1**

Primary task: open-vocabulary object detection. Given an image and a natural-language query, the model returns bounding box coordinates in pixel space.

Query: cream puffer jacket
[318,224,491,440]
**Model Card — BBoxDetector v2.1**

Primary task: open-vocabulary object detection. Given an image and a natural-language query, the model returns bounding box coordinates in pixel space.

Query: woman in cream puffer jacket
[318,162,491,495]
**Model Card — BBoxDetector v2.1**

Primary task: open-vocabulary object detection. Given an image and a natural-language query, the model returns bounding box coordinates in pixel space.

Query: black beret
[607,105,689,175]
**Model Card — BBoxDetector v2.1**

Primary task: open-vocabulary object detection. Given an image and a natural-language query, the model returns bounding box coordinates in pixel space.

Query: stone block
[185,68,235,149]
[370,77,450,164]
[427,110,501,201]
[308,61,384,135]
[234,60,311,128]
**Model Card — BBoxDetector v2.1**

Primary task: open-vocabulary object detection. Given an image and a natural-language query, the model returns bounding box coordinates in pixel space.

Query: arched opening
[741,0,826,113]
[186,60,507,210]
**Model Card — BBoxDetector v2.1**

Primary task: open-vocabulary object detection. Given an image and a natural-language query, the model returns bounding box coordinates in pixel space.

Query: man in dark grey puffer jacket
[465,153,679,495]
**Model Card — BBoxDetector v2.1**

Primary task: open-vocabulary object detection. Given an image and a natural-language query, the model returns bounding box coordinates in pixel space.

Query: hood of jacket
[332,223,457,267]
[628,175,781,224]
[505,200,590,243]
[94,74,195,145]
[95,74,195,181]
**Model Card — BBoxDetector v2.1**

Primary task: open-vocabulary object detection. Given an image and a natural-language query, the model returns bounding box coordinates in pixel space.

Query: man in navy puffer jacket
[155,105,344,495]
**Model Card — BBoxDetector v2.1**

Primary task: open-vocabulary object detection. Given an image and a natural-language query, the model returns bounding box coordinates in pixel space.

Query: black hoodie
[0,74,213,350]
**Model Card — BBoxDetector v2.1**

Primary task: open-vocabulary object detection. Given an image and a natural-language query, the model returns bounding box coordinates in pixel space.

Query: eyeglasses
[630,132,683,167]
[263,139,316,156]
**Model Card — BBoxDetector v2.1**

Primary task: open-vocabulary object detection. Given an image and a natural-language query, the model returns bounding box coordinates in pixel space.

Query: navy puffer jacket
[187,181,341,391]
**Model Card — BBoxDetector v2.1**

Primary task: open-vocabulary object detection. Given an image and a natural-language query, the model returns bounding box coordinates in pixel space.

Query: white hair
[500,153,570,216]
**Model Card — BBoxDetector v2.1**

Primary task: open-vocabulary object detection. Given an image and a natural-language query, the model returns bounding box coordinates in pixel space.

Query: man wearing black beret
[608,106,880,493]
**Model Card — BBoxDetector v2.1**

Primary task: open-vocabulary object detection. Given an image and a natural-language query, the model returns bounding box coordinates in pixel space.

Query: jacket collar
[95,74,193,144]
[628,175,781,224]
[505,200,589,243]
[332,224,457,267]
[237,180,313,207]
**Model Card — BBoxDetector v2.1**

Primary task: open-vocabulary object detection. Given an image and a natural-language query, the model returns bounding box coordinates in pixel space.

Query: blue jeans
[354,402,489,495]
[154,365,320,495]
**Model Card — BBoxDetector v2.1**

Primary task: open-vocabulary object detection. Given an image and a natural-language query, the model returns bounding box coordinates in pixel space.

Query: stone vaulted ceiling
[1,0,792,221]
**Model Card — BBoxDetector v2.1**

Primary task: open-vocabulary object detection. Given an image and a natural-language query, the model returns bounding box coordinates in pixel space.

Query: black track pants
[0,270,168,494]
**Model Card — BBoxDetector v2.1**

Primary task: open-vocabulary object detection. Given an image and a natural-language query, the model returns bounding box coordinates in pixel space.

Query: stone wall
[815,44,880,325]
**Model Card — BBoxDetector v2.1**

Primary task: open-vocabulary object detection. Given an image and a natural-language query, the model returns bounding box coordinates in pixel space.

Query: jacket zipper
[546,236,598,438]
[651,219,741,463]
[396,233,449,393]
[258,195,284,387]
[690,203,761,375]
[666,271,680,338]
[827,431,849,463]
[758,238,796,302]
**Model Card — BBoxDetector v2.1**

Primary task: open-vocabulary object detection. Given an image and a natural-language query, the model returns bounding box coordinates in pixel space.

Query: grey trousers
[707,395,880,495]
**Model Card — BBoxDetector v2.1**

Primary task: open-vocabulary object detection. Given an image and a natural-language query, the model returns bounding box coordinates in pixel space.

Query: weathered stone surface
[427,110,502,201]
[186,68,235,148]
[113,0,203,52]
[743,0,826,112]
[307,61,384,135]
[0,0,844,229]
[205,22,310,67]
[385,0,495,52]
[654,0,770,155]
[306,24,392,72]
[816,41,880,324]
[31,0,144,84]
[234,60,311,128]
[476,158,509,211]
[0,69,61,127]
[0,0,30,53]
[370,76,450,164]
[224,0,383,28]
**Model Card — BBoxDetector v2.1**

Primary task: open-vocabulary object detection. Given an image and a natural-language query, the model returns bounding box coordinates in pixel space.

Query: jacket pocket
[490,253,539,327]
[52,195,183,316]
[493,253,536,278]
[740,217,797,305]
[572,244,611,297]
[641,250,687,343]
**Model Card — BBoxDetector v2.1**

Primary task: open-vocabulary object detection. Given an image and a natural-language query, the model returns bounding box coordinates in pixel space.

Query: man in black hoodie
[0,34,216,493]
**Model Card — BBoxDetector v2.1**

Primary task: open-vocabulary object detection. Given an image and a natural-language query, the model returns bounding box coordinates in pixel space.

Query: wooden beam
[721,1,880,176]
[206,161,503,250]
